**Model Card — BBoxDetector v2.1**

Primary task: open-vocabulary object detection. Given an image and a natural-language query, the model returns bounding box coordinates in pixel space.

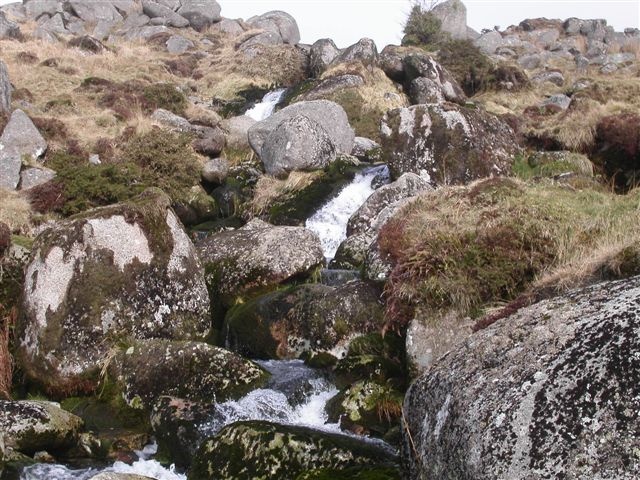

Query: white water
[201,360,341,436]
[21,443,186,480]
[306,165,390,260]
[244,88,287,121]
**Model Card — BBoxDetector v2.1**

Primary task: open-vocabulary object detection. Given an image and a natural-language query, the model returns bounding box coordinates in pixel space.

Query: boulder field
[0,0,639,478]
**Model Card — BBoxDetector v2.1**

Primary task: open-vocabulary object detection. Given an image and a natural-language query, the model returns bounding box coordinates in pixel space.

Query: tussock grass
[0,189,32,234]
[379,178,640,331]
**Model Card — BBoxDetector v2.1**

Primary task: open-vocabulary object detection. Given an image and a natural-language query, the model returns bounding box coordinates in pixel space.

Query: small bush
[402,5,444,47]
[142,83,188,116]
[595,113,640,190]
[437,39,494,96]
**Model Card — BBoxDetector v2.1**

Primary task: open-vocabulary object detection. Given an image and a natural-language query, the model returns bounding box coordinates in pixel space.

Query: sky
[0,0,638,48]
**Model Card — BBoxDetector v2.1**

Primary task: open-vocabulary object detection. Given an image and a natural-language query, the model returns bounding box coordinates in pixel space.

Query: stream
[19,90,390,479]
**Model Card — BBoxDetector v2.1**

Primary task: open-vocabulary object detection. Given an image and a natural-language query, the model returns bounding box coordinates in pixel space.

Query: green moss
[513,152,594,180]
[281,79,318,106]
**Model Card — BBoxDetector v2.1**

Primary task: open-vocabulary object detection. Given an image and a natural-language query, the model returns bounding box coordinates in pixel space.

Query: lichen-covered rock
[112,339,268,408]
[197,219,324,305]
[0,400,83,455]
[189,421,398,480]
[0,109,47,190]
[309,38,340,77]
[17,189,210,396]
[177,0,222,31]
[248,100,355,161]
[0,59,10,114]
[380,103,519,184]
[0,10,21,39]
[332,38,379,68]
[68,0,123,23]
[431,0,468,41]
[150,396,214,468]
[142,0,189,28]
[402,54,466,105]
[403,275,640,479]
[224,281,385,359]
[260,114,337,178]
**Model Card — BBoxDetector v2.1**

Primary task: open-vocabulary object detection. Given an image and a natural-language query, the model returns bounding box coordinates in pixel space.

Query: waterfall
[306,164,390,260]
[244,88,287,121]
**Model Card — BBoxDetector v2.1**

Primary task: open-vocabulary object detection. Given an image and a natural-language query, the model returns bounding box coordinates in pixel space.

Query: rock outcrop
[0,59,10,113]
[247,10,300,45]
[380,103,519,184]
[403,275,640,479]
[17,189,210,396]
[431,0,468,40]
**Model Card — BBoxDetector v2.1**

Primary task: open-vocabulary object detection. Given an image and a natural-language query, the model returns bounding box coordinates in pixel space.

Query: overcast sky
[221,0,640,48]
[1,0,638,48]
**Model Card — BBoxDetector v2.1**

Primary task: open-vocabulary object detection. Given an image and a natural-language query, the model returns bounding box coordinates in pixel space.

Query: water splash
[245,88,287,121]
[306,165,389,260]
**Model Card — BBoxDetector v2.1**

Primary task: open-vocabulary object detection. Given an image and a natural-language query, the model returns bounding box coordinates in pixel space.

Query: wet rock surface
[189,420,398,480]
[403,275,640,479]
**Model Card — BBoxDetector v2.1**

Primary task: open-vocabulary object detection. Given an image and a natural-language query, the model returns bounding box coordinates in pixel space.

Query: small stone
[166,34,194,54]
[201,158,229,185]
[19,167,56,190]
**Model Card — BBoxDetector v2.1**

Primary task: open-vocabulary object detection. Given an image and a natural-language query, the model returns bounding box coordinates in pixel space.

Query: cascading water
[244,88,287,121]
[306,164,390,260]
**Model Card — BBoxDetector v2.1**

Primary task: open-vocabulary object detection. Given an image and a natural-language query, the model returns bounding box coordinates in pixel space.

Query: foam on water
[306,165,389,260]
[245,88,287,121]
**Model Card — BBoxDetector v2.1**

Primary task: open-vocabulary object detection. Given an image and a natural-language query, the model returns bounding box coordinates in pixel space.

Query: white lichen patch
[166,210,193,275]
[84,215,153,271]
[433,106,472,136]
[434,394,452,440]
[399,108,417,137]
[22,244,84,355]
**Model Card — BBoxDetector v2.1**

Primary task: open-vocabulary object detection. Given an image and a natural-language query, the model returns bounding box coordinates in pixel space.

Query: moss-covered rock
[17,189,210,397]
[111,339,269,409]
[381,103,520,183]
[326,381,403,438]
[224,281,385,359]
[197,219,324,326]
[188,421,398,480]
[0,400,83,456]
[514,151,595,180]
[295,466,401,480]
[150,396,214,469]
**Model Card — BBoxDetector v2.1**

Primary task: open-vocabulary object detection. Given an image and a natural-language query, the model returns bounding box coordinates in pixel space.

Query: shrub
[437,39,494,96]
[142,83,188,116]
[594,113,640,191]
[402,5,443,47]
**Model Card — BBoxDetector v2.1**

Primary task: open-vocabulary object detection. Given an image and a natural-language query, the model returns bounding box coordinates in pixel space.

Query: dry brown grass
[0,189,33,234]
[0,307,15,400]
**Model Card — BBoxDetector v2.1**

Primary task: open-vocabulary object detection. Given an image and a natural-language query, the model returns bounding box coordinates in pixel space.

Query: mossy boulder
[326,381,403,438]
[0,400,83,456]
[150,396,214,469]
[111,339,268,409]
[17,189,210,397]
[380,103,520,183]
[197,219,324,318]
[514,151,595,180]
[224,281,385,359]
[189,421,398,480]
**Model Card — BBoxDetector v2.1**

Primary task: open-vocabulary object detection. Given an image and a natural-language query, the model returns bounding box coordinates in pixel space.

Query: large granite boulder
[142,0,189,28]
[189,421,398,480]
[0,400,83,455]
[332,38,379,68]
[0,11,20,39]
[224,281,385,359]
[309,38,340,77]
[260,115,337,178]
[248,100,355,165]
[197,219,324,305]
[177,0,222,31]
[111,339,268,408]
[403,275,640,479]
[67,0,123,23]
[380,103,519,184]
[0,109,47,190]
[431,0,468,40]
[17,189,210,396]
[247,10,300,45]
